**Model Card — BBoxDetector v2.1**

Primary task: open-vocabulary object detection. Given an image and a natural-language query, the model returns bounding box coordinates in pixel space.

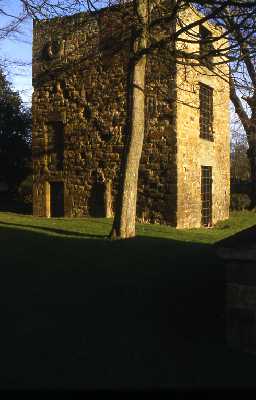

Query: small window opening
[199,83,214,141]
[200,26,214,70]
[47,121,64,170]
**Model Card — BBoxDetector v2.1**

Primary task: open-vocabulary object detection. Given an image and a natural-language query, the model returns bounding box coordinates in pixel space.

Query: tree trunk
[110,0,149,239]
[230,76,256,209]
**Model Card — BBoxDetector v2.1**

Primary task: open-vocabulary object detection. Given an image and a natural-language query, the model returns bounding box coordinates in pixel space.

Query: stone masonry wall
[32,5,178,223]
[217,245,256,355]
[175,8,230,228]
[33,5,230,227]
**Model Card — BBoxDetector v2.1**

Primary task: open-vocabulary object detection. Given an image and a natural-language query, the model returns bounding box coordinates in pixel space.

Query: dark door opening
[201,166,212,227]
[50,182,64,217]
[88,182,105,217]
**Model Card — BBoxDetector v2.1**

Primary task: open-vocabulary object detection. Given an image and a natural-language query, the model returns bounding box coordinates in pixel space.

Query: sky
[0,1,34,105]
[0,1,247,145]
[0,0,89,106]
[2,34,32,106]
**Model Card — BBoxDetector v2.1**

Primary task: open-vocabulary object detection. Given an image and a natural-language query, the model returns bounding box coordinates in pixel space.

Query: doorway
[88,182,106,217]
[50,182,64,217]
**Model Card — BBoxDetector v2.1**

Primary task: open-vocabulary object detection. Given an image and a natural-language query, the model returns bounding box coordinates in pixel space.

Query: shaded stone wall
[139,48,177,224]
[217,243,256,355]
[32,5,229,227]
[32,5,178,222]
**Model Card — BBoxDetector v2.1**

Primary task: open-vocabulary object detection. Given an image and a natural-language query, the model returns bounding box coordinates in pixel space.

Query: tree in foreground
[3,0,256,236]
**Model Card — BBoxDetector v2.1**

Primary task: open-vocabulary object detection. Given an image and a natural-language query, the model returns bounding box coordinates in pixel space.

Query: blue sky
[0,1,245,145]
[0,0,90,106]
[1,1,33,105]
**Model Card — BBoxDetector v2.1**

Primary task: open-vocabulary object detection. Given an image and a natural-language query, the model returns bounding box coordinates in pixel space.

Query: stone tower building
[32,4,230,228]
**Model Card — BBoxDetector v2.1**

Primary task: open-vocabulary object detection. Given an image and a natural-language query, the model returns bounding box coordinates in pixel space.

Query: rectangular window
[200,25,213,70]
[201,166,212,227]
[199,83,213,141]
[47,121,64,170]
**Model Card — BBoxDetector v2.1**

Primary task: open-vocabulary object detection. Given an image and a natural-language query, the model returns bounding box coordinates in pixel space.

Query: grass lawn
[1,210,256,243]
[0,211,256,389]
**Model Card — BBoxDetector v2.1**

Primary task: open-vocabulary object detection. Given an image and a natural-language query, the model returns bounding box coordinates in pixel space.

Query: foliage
[0,69,31,194]
[18,175,33,205]
[231,193,251,211]
[231,142,250,182]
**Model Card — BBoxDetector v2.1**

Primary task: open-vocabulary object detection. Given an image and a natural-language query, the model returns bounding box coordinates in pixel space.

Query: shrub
[231,193,251,211]
[18,175,33,205]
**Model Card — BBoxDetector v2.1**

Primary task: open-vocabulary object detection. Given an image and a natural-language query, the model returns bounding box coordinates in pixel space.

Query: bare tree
[219,7,256,208]
[230,114,250,182]
[110,0,149,238]
[109,0,256,238]
[231,143,250,182]
[3,0,256,236]
[0,0,86,40]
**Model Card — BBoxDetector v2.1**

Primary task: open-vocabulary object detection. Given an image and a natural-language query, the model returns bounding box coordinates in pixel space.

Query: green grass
[137,211,256,243]
[0,210,255,244]
[0,211,256,389]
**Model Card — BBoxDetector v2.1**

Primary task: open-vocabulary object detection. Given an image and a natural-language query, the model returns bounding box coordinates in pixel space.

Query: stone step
[216,247,256,262]
[225,261,256,285]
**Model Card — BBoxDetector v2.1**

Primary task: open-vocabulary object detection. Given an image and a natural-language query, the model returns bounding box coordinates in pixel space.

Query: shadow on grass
[0,224,256,389]
[0,220,105,239]
[216,224,256,249]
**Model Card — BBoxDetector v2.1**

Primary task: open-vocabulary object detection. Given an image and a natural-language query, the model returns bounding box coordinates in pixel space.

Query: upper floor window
[47,121,64,170]
[200,25,213,70]
[199,83,213,141]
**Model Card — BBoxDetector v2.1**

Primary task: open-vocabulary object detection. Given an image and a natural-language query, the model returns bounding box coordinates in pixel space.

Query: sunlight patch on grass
[0,211,255,244]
